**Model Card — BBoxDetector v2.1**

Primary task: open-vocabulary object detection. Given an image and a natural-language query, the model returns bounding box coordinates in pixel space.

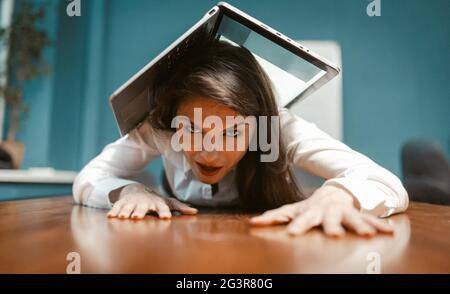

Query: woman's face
[176,95,255,184]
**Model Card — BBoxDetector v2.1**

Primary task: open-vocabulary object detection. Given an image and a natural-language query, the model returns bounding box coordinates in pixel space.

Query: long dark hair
[149,36,303,211]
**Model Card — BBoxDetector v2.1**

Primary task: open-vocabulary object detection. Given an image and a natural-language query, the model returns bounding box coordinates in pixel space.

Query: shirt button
[202,186,212,199]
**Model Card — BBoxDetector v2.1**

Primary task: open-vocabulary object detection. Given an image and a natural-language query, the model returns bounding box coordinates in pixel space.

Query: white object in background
[0,0,15,141]
[0,168,78,184]
[290,40,343,140]
[290,40,343,196]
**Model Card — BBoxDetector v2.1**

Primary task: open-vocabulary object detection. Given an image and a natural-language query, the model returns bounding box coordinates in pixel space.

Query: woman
[73,37,408,237]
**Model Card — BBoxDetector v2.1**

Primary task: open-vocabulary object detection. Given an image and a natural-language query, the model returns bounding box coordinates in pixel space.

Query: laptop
[109,1,341,136]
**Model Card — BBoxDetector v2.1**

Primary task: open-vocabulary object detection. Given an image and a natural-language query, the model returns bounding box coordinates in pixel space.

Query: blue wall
[9,0,450,179]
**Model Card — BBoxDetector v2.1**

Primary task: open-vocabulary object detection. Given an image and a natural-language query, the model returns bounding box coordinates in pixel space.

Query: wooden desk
[0,196,449,273]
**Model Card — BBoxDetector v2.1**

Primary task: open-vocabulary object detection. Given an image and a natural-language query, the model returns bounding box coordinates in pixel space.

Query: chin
[195,172,223,185]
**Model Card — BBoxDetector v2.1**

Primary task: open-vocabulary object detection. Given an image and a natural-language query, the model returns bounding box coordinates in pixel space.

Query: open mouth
[195,162,223,176]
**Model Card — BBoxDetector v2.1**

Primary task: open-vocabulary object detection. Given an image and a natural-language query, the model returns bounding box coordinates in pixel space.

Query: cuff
[86,178,137,209]
[323,177,398,217]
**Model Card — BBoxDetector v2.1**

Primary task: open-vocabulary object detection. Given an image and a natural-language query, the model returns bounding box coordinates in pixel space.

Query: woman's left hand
[249,185,394,237]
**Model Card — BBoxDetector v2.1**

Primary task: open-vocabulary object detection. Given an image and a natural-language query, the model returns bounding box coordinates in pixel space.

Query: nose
[197,150,221,164]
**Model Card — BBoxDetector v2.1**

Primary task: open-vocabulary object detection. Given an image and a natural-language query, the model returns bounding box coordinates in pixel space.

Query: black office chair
[401,139,450,205]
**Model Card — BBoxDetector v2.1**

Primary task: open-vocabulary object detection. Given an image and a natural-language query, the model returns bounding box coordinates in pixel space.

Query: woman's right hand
[107,183,198,220]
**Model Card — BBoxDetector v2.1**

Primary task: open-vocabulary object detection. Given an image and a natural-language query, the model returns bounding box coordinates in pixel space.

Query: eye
[186,123,201,134]
[225,128,241,137]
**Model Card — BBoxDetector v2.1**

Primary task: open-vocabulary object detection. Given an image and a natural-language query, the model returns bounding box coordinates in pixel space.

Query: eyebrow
[188,120,246,132]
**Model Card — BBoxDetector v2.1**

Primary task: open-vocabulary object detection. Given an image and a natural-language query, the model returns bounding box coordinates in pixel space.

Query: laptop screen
[216,15,326,107]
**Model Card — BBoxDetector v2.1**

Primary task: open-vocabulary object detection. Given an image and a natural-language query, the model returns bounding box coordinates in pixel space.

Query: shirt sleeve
[279,108,409,217]
[72,120,162,209]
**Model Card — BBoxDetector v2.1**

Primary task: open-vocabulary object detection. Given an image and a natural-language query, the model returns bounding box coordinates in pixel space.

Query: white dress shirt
[73,108,409,217]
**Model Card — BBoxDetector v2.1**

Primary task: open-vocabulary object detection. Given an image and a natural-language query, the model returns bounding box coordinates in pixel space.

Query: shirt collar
[182,154,192,174]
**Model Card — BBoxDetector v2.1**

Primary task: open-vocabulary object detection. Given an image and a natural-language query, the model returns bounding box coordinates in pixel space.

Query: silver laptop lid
[216,14,328,108]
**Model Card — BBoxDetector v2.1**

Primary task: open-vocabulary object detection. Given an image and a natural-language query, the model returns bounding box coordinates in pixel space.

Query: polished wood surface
[0,196,449,273]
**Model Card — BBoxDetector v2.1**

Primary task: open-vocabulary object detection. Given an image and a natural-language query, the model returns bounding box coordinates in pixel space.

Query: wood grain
[0,196,449,273]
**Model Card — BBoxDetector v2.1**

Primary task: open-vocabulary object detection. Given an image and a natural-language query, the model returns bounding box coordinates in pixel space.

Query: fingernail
[358,230,375,237]
[328,232,344,238]
[249,219,264,225]
[383,228,394,234]
[287,229,301,236]
[287,225,299,234]
[249,217,263,223]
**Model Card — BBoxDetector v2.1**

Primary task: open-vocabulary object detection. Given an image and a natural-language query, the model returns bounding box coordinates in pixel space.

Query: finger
[362,214,394,234]
[322,209,345,237]
[118,202,137,219]
[342,211,376,237]
[249,212,291,226]
[287,208,323,236]
[250,203,304,226]
[131,203,149,220]
[154,200,172,219]
[167,198,198,215]
[147,202,156,212]
[107,199,127,218]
